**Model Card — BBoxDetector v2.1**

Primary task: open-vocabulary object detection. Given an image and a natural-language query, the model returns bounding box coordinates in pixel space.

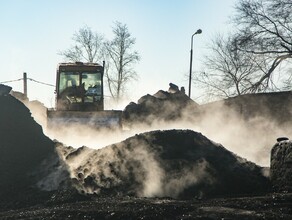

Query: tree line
[60,0,292,102]
[195,0,292,101]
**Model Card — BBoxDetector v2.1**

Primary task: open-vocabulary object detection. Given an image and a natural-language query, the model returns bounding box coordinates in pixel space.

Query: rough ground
[1,192,292,219]
[0,85,292,219]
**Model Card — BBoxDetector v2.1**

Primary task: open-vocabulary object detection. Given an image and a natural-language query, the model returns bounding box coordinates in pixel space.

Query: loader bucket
[47,109,122,129]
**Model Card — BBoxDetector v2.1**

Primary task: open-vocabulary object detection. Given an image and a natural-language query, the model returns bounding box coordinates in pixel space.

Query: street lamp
[188,29,202,98]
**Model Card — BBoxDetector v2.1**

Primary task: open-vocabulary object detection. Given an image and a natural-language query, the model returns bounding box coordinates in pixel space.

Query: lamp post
[188,29,202,98]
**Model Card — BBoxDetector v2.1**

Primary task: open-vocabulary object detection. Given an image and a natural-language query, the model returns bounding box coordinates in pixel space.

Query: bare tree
[195,34,267,100]
[59,23,140,101]
[233,0,292,92]
[59,26,104,62]
[104,22,140,101]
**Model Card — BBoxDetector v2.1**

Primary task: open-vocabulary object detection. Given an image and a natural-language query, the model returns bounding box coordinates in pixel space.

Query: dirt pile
[60,129,270,199]
[270,138,292,192]
[123,84,199,126]
[123,88,292,166]
[3,86,292,219]
[0,93,70,199]
[0,84,12,95]
[11,90,48,126]
[124,88,292,129]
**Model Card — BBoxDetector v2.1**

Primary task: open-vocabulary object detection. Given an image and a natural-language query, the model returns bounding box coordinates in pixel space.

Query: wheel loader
[47,62,122,129]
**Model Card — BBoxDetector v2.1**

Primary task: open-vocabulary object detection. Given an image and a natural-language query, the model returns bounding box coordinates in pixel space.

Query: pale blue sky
[0,0,235,108]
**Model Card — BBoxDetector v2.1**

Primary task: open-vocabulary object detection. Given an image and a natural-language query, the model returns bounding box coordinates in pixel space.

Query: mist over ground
[1,84,291,219]
[25,87,292,167]
[6,86,290,196]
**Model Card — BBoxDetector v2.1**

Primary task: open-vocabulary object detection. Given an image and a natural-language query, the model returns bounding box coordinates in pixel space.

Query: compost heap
[0,84,270,201]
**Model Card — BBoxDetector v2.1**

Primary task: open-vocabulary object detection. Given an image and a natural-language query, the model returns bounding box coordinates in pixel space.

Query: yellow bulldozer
[47,62,122,129]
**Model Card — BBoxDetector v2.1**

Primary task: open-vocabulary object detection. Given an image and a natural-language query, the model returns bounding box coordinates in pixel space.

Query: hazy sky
[0,0,235,108]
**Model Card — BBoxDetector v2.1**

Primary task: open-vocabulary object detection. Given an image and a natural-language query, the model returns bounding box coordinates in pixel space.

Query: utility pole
[23,72,27,97]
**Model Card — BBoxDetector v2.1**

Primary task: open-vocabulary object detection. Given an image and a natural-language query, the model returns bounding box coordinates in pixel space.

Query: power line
[0,77,55,87]
[27,78,54,87]
[0,78,23,84]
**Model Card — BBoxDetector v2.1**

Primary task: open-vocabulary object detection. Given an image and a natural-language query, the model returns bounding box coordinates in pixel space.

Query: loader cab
[55,62,104,111]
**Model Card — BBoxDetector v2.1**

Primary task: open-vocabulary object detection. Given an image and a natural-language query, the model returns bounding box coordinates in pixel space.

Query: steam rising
[25,89,287,167]
[192,101,290,167]
[162,159,213,198]
[52,129,267,199]
[18,89,285,198]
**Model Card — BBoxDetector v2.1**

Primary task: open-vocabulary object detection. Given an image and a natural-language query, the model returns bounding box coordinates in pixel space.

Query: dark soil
[1,90,292,219]
[0,191,291,219]
[123,89,199,126]
[63,130,270,199]
[0,95,56,192]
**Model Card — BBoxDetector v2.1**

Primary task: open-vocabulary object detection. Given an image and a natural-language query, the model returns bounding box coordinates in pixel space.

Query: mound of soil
[1,87,292,219]
[123,86,199,126]
[1,88,279,201]
[0,94,69,199]
[61,129,270,199]
[0,84,12,95]
[124,89,292,128]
